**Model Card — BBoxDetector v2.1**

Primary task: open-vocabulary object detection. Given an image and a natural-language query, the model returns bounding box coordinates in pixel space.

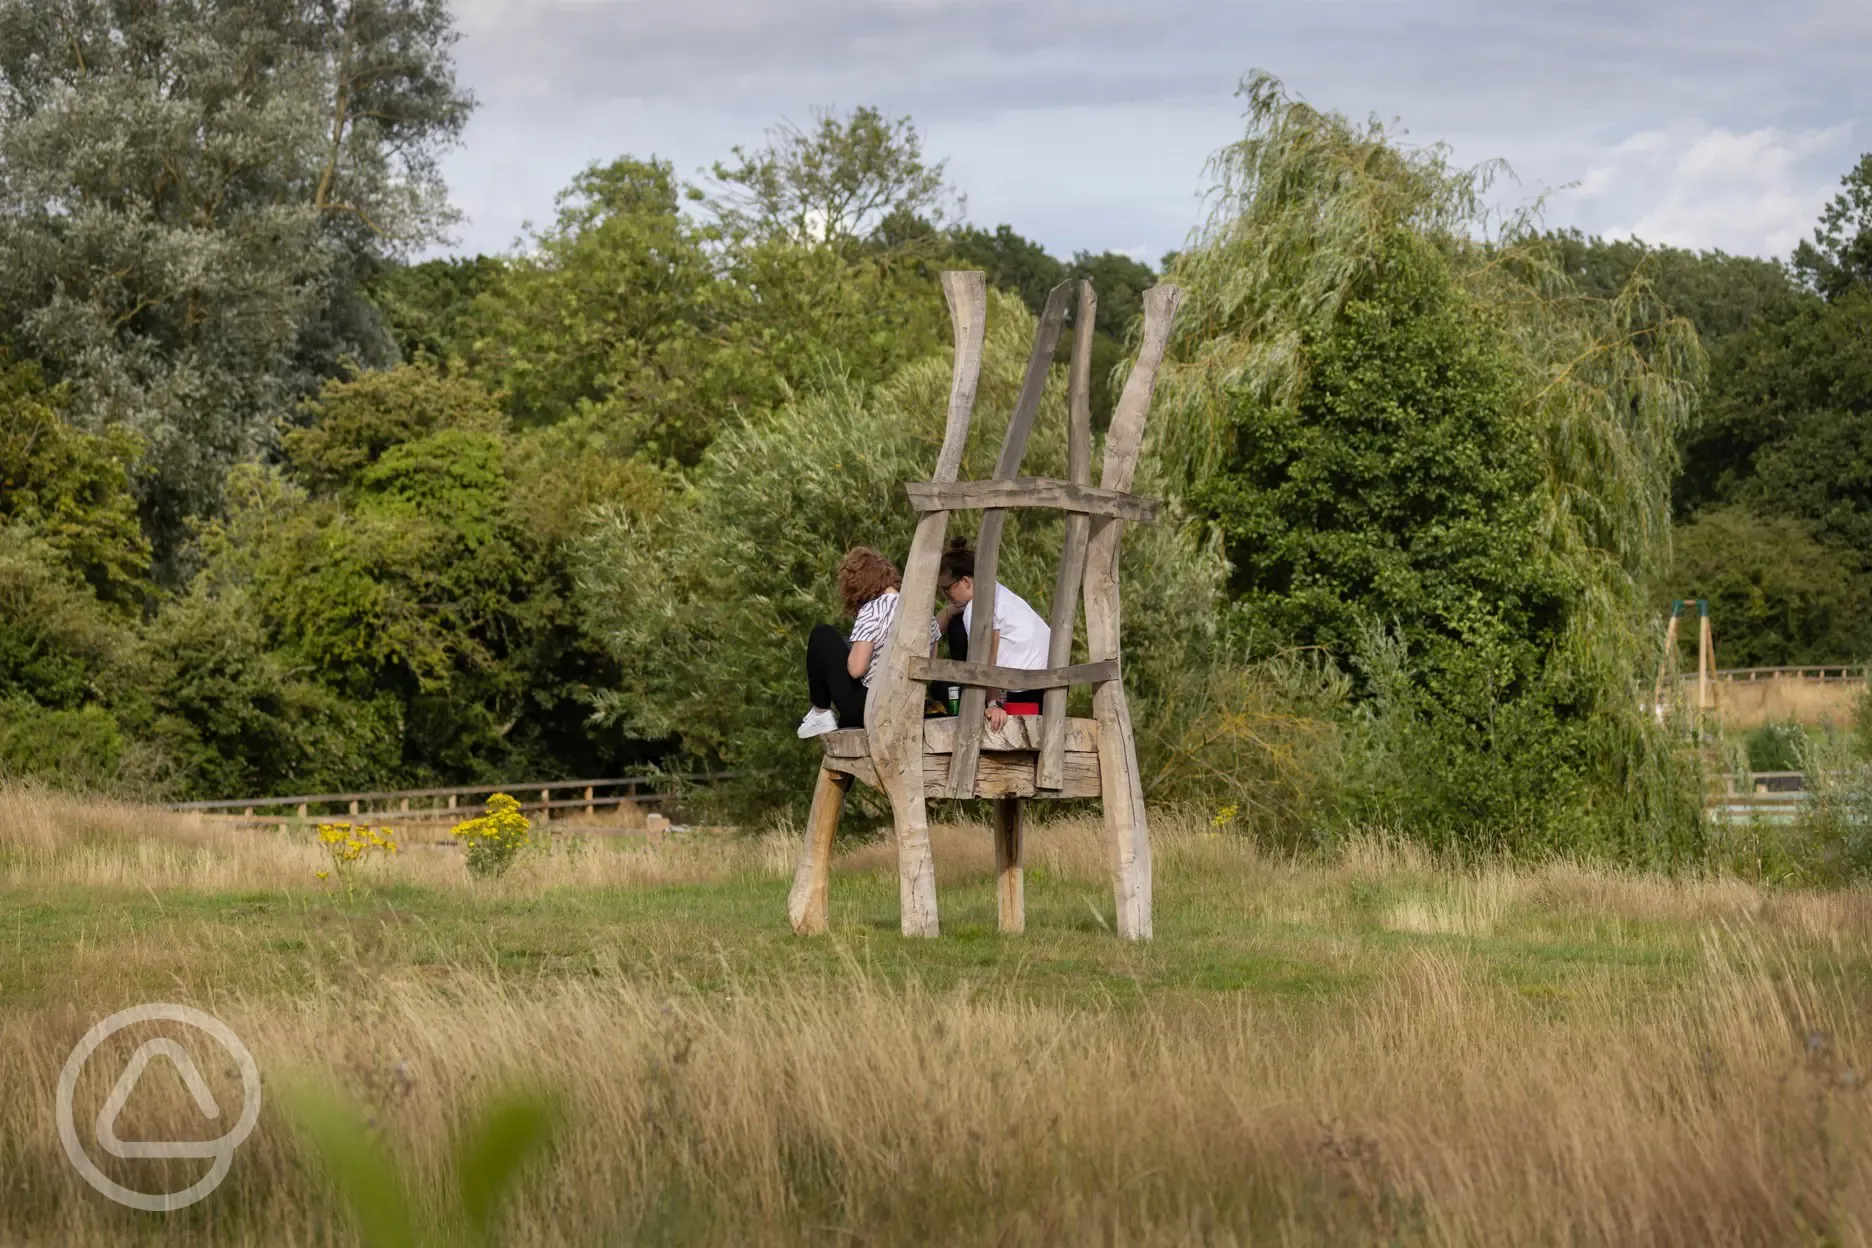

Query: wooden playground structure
[1651,598,1867,732]
[788,271,1182,941]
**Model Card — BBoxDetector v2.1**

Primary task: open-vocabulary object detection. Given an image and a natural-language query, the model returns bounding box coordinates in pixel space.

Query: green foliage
[469,158,742,462]
[707,106,954,248]
[942,225,1153,429]
[471,155,951,469]
[1745,722,1808,773]
[1664,507,1872,667]
[129,584,403,799]
[0,526,124,712]
[170,365,637,792]
[948,225,1066,313]
[0,0,471,556]
[1729,289,1872,549]
[0,699,125,789]
[1792,153,1872,300]
[0,524,138,787]
[285,364,508,493]
[285,1080,559,1248]
[1545,229,1800,343]
[371,256,507,368]
[1678,281,1872,526]
[1155,74,1704,860]
[0,351,148,607]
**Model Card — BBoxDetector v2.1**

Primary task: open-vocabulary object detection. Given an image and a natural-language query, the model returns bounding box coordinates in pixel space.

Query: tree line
[2,6,1868,871]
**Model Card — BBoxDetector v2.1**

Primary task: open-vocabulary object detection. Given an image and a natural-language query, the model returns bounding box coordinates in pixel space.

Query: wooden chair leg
[1095,684,1152,941]
[895,803,941,938]
[788,768,851,935]
[993,797,1025,934]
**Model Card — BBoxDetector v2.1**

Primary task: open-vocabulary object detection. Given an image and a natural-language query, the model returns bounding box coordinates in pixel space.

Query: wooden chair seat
[818,717,1102,799]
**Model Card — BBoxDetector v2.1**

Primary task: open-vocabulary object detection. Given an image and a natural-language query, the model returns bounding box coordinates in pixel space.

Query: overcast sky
[437,0,1869,268]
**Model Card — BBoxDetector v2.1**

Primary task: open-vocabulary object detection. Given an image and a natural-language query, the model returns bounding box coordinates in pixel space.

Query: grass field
[2,786,1868,1246]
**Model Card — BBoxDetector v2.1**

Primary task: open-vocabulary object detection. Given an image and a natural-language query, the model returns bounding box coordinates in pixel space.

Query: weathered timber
[820,728,873,759]
[788,768,852,934]
[1084,283,1181,941]
[910,656,1118,692]
[921,750,1101,799]
[923,715,1098,755]
[865,270,987,937]
[1041,280,1098,790]
[819,753,880,788]
[950,278,1077,798]
[994,797,1025,934]
[824,718,1096,761]
[904,478,1159,523]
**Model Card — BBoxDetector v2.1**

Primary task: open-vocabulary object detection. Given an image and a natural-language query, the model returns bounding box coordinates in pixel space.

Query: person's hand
[985,702,1008,731]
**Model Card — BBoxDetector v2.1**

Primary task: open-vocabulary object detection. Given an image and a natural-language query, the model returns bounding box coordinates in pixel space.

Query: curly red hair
[836,547,901,616]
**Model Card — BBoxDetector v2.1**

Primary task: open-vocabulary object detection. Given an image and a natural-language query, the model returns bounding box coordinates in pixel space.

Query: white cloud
[1557,123,1854,255]
[432,0,1871,262]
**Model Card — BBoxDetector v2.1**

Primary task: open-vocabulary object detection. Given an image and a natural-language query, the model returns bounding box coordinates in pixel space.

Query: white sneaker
[796,707,839,738]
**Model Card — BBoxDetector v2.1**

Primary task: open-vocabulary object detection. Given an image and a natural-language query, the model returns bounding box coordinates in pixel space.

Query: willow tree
[1155,74,1705,860]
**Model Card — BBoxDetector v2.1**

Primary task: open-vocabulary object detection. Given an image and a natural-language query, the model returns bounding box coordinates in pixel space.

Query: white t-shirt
[848,590,901,688]
[962,583,1052,676]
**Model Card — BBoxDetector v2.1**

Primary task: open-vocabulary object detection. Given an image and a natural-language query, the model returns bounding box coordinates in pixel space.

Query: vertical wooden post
[539,787,552,824]
[297,803,308,821]
[1697,599,1712,719]
[868,270,988,937]
[1040,280,1097,791]
[1653,601,1682,724]
[789,768,853,935]
[993,797,1025,934]
[1084,284,1181,941]
[584,785,595,817]
[948,279,1076,797]
[349,799,359,817]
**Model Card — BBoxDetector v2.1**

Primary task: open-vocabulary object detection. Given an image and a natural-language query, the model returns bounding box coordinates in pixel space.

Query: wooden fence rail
[166,772,744,818]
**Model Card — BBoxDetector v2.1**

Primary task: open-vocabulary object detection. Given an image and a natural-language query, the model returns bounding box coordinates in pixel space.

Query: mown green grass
[1,837,1742,1018]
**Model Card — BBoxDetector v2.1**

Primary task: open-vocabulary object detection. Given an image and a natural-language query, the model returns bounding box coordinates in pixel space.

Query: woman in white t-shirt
[797,547,905,739]
[933,537,1052,731]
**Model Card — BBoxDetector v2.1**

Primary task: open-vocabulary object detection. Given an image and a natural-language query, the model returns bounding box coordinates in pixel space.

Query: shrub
[1746,722,1810,774]
[314,822,400,892]
[451,793,534,879]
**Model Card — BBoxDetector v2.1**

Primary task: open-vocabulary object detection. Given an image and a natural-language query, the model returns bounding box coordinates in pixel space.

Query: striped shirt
[849,591,902,688]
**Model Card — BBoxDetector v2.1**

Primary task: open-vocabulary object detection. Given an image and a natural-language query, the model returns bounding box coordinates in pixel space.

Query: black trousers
[807,623,867,726]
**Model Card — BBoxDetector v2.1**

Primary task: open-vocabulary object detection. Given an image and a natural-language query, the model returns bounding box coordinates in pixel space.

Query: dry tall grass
[2,787,1868,1245]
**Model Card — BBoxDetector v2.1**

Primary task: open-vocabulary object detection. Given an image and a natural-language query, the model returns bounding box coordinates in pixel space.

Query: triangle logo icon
[95,1038,225,1160]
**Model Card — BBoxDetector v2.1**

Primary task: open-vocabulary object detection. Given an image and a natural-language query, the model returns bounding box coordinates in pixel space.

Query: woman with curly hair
[797,547,907,738]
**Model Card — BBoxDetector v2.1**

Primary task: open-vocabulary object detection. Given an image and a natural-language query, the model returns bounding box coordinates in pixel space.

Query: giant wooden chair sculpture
[788,271,1182,941]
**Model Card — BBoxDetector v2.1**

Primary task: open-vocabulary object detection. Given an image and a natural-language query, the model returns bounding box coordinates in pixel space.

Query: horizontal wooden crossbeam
[910,656,1119,691]
[905,477,1160,523]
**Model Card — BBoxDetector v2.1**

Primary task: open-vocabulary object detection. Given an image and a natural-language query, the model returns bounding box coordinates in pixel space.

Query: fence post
[585,785,594,817]
[298,803,308,821]
[540,787,551,824]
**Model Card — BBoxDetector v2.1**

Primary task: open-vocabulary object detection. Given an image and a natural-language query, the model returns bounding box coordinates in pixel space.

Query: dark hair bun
[947,536,970,552]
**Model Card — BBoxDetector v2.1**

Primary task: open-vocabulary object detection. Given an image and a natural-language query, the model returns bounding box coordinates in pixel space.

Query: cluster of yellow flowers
[450,793,533,879]
[315,822,399,883]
